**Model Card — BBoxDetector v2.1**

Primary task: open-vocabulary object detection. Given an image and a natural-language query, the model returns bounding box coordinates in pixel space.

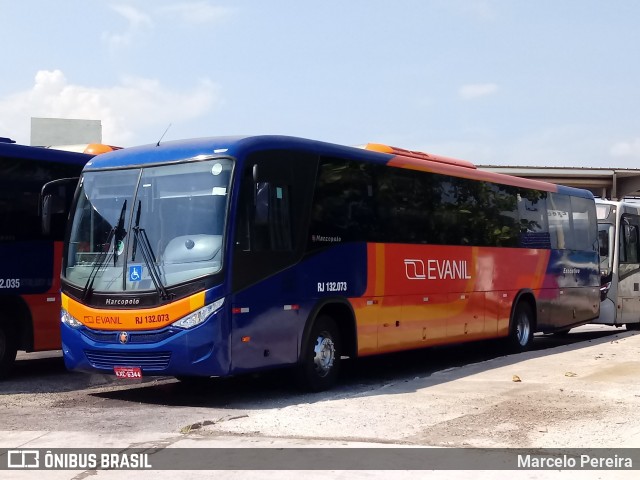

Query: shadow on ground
[81,327,636,409]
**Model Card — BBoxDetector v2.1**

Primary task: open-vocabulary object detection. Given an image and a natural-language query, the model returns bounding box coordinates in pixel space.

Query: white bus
[595,199,640,330]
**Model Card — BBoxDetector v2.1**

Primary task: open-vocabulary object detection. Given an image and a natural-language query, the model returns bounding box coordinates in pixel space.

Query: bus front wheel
[0,322,18,379]
[297,316,341,392]
[507,302,534,352]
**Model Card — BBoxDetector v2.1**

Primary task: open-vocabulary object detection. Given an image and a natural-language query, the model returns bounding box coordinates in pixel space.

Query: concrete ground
[1,325,639,480]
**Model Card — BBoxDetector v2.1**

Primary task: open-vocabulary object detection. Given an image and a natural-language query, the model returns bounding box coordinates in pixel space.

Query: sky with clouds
[1,0,640,167]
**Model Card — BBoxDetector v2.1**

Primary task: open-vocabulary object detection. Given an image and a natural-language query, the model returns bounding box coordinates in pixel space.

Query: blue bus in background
[0,138,94,377]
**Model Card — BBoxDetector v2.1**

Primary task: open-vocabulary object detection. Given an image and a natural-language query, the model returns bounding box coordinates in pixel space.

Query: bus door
[617,214,640,324]
[230,150,317,371]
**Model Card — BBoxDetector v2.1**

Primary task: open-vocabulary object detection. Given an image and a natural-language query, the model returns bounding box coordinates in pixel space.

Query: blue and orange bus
[0,138,117,377]
[60,136,600,390]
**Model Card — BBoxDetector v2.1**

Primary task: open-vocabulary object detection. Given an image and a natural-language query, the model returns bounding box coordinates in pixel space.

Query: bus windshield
[63,158,233,293]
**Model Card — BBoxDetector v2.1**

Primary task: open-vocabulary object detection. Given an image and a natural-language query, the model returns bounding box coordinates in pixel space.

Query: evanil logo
[404,259,472,280]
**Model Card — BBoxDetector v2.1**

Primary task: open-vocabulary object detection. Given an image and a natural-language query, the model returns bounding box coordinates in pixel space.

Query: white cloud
[158,2,233,24]
[103,4,153,50]
[0,69,220,146]
[458,83,499,100]
[102,2,232,50]
[111,4,153,28]
[611,138,640,158]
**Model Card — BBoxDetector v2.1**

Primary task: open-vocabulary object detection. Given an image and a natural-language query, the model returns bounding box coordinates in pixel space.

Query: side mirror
[41,193,53,236]
[40,177,78,237]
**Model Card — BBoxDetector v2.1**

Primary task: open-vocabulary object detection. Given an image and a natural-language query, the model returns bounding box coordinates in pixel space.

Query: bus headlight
[61,308,83,328]
[173,298,224,329]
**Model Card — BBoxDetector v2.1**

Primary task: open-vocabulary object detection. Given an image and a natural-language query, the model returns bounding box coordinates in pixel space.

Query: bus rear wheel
[626,323,640,331]
[507,302,534,352]
[0,322,18,379]
[297,316,341,392]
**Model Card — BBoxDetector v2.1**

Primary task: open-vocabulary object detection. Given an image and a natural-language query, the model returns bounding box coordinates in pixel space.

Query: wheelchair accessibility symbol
[129,265,143,282]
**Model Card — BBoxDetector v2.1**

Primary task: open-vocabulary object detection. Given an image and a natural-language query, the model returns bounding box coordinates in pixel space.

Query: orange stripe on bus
[387,156,557,192]
[62,291,205,331]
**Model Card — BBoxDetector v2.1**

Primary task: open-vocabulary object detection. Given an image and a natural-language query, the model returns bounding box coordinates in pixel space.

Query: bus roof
[45,143,122,155]
[0,141,94,165]
[363,143,477,169]
[82,135,594,199]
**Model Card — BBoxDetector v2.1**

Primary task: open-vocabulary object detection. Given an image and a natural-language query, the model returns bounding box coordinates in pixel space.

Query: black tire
[0,322,18,379]
[296,316,341,392]
[507,302,534,352]
[626,323,640,331]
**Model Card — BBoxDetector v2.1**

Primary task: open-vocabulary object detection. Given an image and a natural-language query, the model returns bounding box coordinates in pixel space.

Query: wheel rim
[516,311,530,346]
[312,331,335,378]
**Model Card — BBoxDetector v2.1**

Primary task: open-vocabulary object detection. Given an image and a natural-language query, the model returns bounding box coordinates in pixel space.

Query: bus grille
[84,350,172,370]
[82,329,177,344]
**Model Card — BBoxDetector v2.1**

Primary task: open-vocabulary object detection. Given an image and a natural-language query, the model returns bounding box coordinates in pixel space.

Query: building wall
[30,117,101,147]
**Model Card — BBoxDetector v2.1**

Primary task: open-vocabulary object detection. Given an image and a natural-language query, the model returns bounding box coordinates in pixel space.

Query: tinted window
[470,181,519,247]
[308,156,596,253]
[571,196,598,252]
[233,150,317,291]
[547,193,573,249]
[0,155,82,241]
[375,166,440,244]
[309,158,376,245]
[620,215,640,264]
[376,171,519,247]
[311,159,542,248]
[517,191,551,248]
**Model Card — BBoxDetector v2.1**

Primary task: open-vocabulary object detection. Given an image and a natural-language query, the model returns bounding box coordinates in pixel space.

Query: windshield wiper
[132,226,170,300]
[113,199,128,266]
[82,200,127,301]
[131,200,142,262]
[131,203,170,300]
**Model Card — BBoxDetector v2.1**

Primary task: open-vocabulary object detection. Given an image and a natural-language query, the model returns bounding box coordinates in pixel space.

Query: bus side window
[598,229,609,257]
[517,191,551,249]
[620,216,640,264]
[310,158,375,244]
[253,181,292,251]
[232,150,317,292]
[570,196,598,252]
[547,193,573,249]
